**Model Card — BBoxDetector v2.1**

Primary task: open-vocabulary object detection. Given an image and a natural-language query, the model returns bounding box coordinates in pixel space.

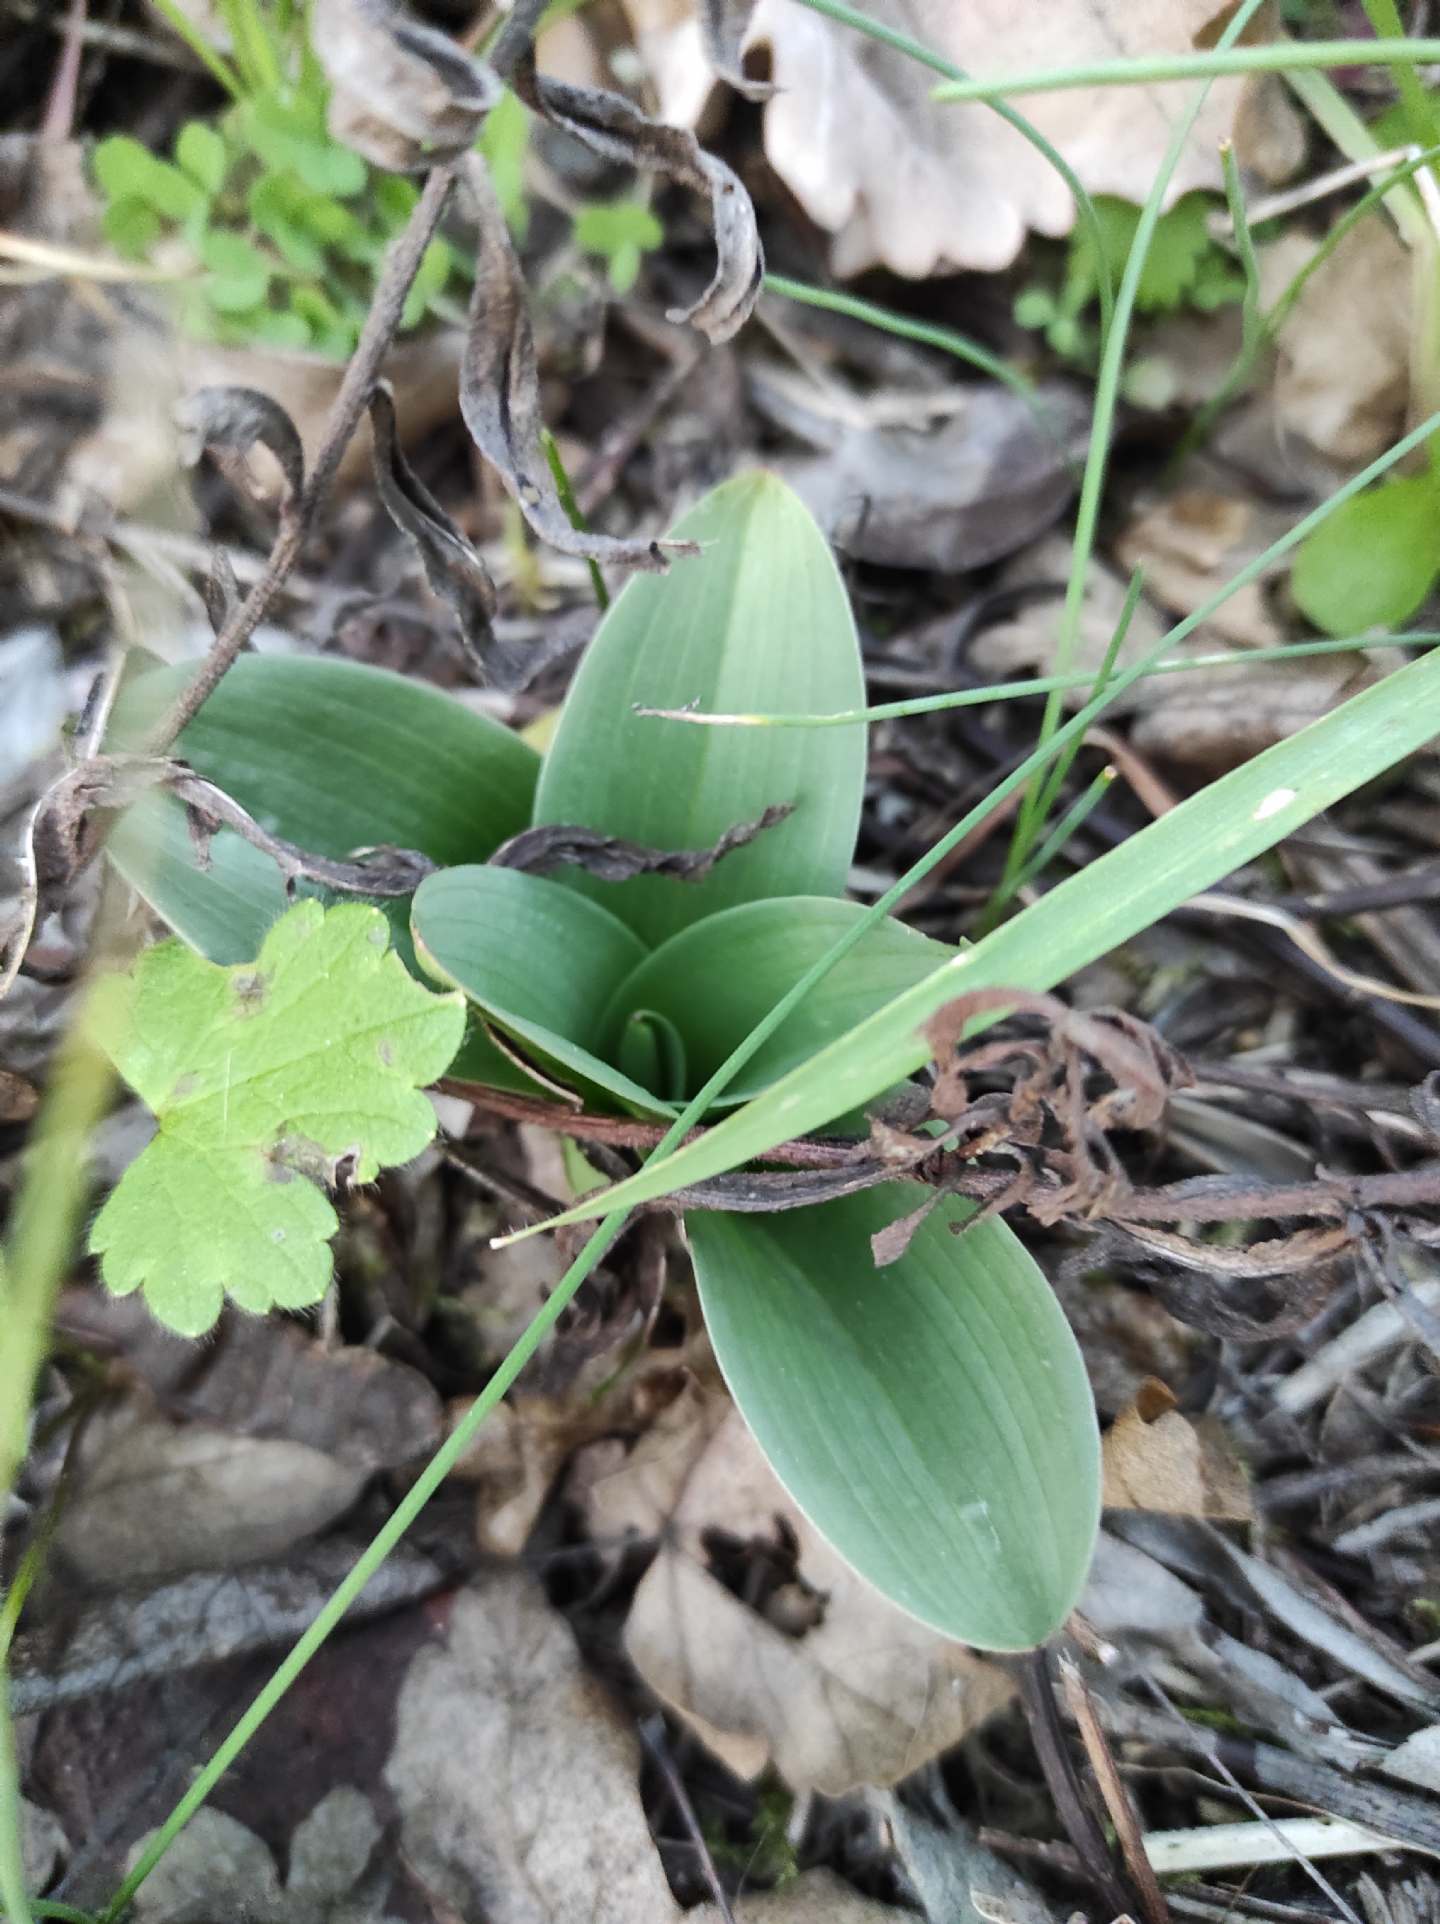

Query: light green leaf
[410,865,673,1114]
[601,897,953,1106]
[106,655,540,964]
[248,173,327,273]
[400,236,454,330]
[689,1187,1099,1649]
[201,229,273,310]
[89,901,465,1336]
[513,641,1440,1233]
[573,198,664,292]
[232,97,367,197]
[1291,474,1440,636]
[533,473,866,947]
[176,120,227,197]
[104,197,163,260]
[93,135,207,223]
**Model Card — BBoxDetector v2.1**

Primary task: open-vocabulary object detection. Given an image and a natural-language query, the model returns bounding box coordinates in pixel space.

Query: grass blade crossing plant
[997,0,1267,895]
[931,41,1440,102]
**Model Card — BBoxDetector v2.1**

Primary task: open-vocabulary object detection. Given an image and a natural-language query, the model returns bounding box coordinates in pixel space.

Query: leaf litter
[8,0,1440,1918]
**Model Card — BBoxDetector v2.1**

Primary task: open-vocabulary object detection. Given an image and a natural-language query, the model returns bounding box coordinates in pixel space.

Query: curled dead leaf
[176,384,305,508]
[512,50,763,344]
[368,382,499,675]
[579,1402,1014,1794]
[490,804,792,882]
[313,0,500,172]
[458,154,689,572]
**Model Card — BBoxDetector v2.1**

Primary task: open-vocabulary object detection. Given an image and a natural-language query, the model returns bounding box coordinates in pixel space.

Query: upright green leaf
[411,866,673,1115]
[515,641,1440,1231]
[689,1188,1100,1649]
[107,656,539,963]
[601,897,953,1105]
[533,473,866,946]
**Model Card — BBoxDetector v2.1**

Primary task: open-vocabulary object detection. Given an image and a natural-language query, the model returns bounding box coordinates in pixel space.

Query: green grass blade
[635,633,1440,728]
[999,0,1267,891]
[932,40,1440,102]
[146,0,245,96]
[503,638,1440,1237]
[763,274,1039,408]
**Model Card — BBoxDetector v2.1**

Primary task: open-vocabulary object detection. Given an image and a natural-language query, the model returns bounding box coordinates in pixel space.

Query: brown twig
[1059,1656,1169,1924]
[143,164,461,753]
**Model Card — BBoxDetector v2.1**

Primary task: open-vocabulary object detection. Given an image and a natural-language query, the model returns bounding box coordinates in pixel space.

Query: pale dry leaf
[20,1799,67,1892]
[129,1791,394,1924]
[1114,482,1291,649]
[314,0,499,173]
[54,1408,367,1586]
[1128,645,1395,772]
[779,384,1090,573]
[1263,218,1413,471]
[385,1571,681,1924]
[613,1405,1014,1794]
[1101,1379,1253,1521]
[969,534,1169,702]
[623,0,1280,276]
[692,1869,907,1922]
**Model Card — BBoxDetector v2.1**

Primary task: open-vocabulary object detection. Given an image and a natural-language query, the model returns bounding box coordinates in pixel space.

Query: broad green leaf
[533,473,866,947]
[411,866,674,1115]
[1291,474,1440,636]
[93,135,207,223]
[516,641,1440,1232]
[176,121,227,197]
[232,97,367,197]
[400,237,455,330]
[601,897,953,1105]
[89,901,464,1336]
[689,1188,1099,1649]
[106,655,539,964]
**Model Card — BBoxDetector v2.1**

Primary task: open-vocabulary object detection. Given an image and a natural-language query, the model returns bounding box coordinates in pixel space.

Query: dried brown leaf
[54,1410,367,1586]
[512,51,763,344]
[490,803,791,883]
[599,1403,1013,1793]
[1101,1379,1253,1522]
[458,154,687,571]
[368,381,498,675]
[313,0,499,172]
[176,384,304,507]
[385,1571,681,1924]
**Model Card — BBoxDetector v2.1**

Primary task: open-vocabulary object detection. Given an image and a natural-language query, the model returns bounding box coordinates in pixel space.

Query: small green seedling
[93,0,465,354]
[1016,191,1245,364]
[88,899,463,1334]
[571,197,665,293]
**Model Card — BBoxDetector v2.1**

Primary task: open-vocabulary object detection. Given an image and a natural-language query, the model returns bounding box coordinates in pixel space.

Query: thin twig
[143,164,461,752]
